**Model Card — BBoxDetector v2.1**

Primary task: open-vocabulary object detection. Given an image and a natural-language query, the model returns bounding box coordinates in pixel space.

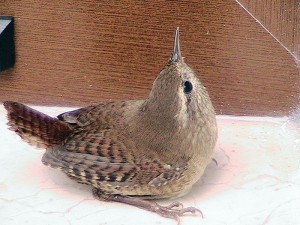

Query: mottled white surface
[0,105,300,225]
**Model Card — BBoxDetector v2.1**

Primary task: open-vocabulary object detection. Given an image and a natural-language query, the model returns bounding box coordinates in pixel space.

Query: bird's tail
[3,101,72,148]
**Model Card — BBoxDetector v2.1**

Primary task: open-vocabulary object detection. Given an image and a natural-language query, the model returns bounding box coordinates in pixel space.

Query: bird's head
[146,28,215,128]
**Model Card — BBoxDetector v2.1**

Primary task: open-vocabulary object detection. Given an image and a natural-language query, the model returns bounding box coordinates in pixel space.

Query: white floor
[0,105,300,225]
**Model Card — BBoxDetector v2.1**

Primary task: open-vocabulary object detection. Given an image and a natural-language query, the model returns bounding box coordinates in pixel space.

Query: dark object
[0,16,15,72]
[183,81,193,94]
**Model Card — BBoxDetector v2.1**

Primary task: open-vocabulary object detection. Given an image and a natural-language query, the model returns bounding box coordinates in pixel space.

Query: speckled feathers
[4,28,217,201]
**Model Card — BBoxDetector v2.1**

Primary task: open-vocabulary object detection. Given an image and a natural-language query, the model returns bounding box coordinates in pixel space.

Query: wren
[4,27,217,224]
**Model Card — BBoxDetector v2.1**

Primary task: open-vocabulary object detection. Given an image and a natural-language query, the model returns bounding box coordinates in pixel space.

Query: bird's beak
[170,27,182,63]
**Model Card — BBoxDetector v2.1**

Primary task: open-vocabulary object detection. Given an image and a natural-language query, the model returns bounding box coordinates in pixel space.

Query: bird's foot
[151,201,202,224]
[92,188,202,225]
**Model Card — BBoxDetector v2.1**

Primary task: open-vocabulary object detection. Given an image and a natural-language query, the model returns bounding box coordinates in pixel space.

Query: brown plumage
[4,28,217,224]
[4,101,71,148]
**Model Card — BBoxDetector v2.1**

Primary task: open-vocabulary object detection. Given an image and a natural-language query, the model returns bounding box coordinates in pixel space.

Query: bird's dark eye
[183,81,193,94]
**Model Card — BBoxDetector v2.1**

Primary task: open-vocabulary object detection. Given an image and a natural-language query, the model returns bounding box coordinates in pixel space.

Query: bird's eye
[183,81,193,94]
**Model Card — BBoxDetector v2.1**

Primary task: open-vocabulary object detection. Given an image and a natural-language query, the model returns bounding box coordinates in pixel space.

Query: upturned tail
[3,101,72,148]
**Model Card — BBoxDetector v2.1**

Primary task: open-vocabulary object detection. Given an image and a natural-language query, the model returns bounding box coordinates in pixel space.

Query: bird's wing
[57,105,99,126]
[42,127,187,191]
[57,101,132,128]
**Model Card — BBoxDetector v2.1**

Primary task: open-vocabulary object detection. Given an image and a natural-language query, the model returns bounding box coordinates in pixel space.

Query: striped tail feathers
[3,101,72,149]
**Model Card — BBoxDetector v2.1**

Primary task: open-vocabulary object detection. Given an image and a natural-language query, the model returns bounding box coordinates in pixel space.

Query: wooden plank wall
[0,1,299,116]
[238,0,300,61]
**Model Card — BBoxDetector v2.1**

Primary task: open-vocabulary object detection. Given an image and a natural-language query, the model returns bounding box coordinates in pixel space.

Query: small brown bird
[4,28,217,224]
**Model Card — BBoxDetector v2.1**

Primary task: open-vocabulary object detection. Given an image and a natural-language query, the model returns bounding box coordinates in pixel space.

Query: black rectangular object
[0,16,15,72]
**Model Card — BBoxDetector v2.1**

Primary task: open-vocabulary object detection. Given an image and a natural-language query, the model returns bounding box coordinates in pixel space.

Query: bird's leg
[93,188,202,224]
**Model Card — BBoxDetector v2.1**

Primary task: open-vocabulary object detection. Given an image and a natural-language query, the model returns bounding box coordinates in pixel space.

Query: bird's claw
[177,206,203,217]
[153,202,203,224]
[165,201,184,210]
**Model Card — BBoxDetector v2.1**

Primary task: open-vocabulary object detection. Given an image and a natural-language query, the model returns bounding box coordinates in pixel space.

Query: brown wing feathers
[3,101,187,192]
[4,101,71,148]
[42,147,138,185]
